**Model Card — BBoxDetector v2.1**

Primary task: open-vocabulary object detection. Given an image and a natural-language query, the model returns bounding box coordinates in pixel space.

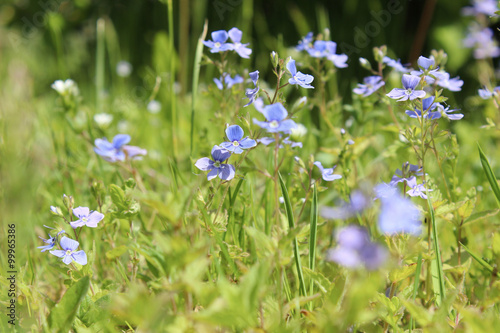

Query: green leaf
[389,264,417,283]
[460,242,499,277]
[106,245,128,260]
[478,143,500,209]
[109,184,128,211]
[48,276,90,332]
[278,172,307,297]
[463,209,500,226]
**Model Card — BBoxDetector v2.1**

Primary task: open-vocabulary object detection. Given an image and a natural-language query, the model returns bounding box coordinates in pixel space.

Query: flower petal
[60,236,80,251]
[386,88,406,100]
[228,27,242,43]
[207,168,218,181]
[86,211,104,227]
[72,206,89,219]
[62,254,73,265]
[195,157,214,171]
[276,119,297,133]
[112,134,131,148]
[211,30,228,43]
[402,74,420,90]
[219,164,235,181]
[286,59,297,76]
[239,137,257,149]
[226,125,244,142]
[72,251,88,265]
[50,250,66,258]
[263,103,288,122]
[211,145,231,162]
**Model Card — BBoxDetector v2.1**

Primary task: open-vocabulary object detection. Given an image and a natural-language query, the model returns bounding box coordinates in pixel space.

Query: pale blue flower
[70,207,105,229]
[287,59,314,89]
[195,145,235,181]
[50,236,87,265]
[314,161,342,181]
[228,27,252,59]
[220,125,256,154]
[253,100,297,133]
[386,74,426,101]
[203,30,234,53]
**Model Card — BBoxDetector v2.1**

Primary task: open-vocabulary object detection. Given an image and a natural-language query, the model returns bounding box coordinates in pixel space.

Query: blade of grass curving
[477,143,500,209]
[278,172,307,297]
[409,253,423,332]
[308,183,318,310]
[190,20,208,156]
[427,194,445,306]
[460,242,499,277]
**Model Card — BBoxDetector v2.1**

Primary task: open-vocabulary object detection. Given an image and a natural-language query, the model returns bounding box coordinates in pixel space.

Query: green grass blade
[460,242,499,277]
[409,253,423,332]
[278,172,307,297]
[427,195,445,306]
[477,143,500,209]
[190,20,208,156]
[308,184,318,299]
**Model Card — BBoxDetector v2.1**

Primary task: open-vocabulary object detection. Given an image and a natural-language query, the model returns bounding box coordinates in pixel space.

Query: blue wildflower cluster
[39,195,105,266]
[462,0,500,59]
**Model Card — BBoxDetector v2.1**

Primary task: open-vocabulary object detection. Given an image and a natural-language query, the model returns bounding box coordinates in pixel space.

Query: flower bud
[359,57,371,70]
[270,51,279,68]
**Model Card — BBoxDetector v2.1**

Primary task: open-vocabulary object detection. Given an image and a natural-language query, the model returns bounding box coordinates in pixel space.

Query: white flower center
[269,120,279,128]
[82,217,88,223]
[214,42,221,48]
[66,250,72,255]
[406,88,413,95]
[232,140,240,146]
[214,161,221,168]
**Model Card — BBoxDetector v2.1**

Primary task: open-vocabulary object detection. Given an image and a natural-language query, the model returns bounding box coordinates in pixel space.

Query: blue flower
[307,40,328,58]
[462,0,498,17]
[326,226,387,270]
[378,190,422,236]
[257,136,303,149]
[38,234,56,252]
[213,74,244,90]
[353,76,385,96]
[94,134,147,162]
[203,30,234,53]
[321,191,370,220]
[438,104,464,120]
[390,162,423,186]
[382,56,409,73]
[463,26,500,59]
[433,72,464,92]
[253,100,297,133]
[405,96,441,119]
[50,236,87,265]
[287,59,314,89]
[195,145,235,181]
[244,70,260,107]
[374,182,398,200]
[296,32,314,51]
[227,27,252,59]
[478,86,500,99]
[386,74,426,101]
[405,177,432,199]
[324,41,348,68]
[220,125,257,154]
[314,161,342,181]
[70,207,105,229]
